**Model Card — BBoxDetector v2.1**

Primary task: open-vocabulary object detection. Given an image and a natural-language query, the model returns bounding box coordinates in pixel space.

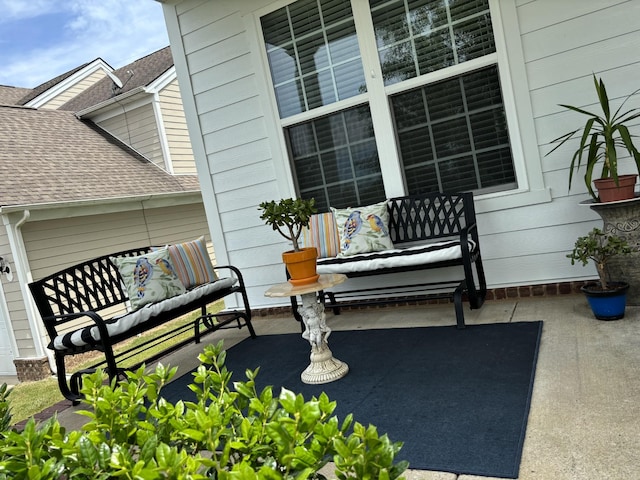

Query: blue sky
[0,0,170,88]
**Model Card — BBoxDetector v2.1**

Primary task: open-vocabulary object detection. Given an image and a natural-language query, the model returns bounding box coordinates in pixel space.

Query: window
[262,0,367,117]
[391,65,516,194]
[287,105,384,211]
[261,0,517,208]
[372,0,495,85]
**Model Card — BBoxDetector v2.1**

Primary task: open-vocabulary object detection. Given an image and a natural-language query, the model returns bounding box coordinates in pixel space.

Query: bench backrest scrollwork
[28,247,150,323]
[387,192,476,245]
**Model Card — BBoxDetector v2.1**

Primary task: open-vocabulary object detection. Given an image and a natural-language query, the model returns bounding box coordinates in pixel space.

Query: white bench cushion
[52,277,236,351]
[316,240,476,274]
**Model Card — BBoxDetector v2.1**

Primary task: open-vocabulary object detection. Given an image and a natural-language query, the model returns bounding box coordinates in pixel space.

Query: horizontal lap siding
[97,104,165,169]
[0,231,19,370]
[176,0,285,307]
[521,0,640,195]
[159,79,197,174]
[24,204,212,280]
[488,0,640,287]
[40,70,107,110]
[168,0,640,309]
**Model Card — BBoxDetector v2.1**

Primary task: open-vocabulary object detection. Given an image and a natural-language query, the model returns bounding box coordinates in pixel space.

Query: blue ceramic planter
[581,282,629,320]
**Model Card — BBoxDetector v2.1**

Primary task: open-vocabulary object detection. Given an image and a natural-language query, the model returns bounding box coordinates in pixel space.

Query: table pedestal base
[301,345,349,384]
[298,292,349,384]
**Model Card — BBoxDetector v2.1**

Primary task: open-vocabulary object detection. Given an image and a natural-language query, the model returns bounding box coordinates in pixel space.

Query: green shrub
[0,341,408,479]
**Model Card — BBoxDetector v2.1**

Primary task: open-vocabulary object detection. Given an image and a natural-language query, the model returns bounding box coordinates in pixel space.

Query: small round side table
[265,273,349,384]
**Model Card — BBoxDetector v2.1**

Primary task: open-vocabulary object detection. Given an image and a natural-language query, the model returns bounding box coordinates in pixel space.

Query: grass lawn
[7,301,224,425]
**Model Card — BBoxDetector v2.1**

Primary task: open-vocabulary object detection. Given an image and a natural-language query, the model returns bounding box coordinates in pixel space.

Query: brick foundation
[13,357,51,382]
[252,280,590,317]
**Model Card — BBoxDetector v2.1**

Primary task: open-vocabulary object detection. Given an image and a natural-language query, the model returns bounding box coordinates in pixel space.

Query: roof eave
[0,191,202,221]
[74,86,149,117]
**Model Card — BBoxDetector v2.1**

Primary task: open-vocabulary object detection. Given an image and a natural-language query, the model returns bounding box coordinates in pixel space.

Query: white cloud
[0,0,169,88]
[0,0,61,22]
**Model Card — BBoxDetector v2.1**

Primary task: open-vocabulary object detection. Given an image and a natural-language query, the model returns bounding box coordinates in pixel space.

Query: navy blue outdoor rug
[163,321,543,478]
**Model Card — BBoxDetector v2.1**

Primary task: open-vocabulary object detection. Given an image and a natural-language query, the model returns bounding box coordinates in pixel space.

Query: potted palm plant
[259,197,319,285]
[568,227,632,320]
[547,74,640,202]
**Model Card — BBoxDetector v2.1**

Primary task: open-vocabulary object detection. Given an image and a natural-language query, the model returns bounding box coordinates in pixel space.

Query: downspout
[5,210,50,364]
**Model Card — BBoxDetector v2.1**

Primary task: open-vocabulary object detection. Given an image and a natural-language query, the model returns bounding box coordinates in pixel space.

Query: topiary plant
[0,341,408,479]
[259,197,317,252]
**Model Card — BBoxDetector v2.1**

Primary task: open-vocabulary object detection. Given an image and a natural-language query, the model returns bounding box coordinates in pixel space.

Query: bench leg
[468,255,487,310]
[54,352,82,404]
[453,283,466,329]
[323,291,341,316]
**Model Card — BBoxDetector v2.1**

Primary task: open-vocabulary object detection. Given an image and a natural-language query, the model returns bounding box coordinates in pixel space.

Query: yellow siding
[158,79,197,174]
[97,104,165,168]
[24,203,212,280]
[0,231,21,365]
[40,70,108,110]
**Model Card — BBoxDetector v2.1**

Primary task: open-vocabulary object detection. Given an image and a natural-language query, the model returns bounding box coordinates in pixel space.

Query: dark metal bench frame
[28,246,255,403]
[290,192,487,329]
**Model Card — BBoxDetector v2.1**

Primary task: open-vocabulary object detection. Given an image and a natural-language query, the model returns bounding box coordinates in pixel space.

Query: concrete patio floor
[49,294,640,479]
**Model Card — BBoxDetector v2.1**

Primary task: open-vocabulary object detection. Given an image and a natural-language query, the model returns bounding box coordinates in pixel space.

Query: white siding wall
[159,79,197,174]
[164,0,640,308]
[97,103,165,169]
[168,0,288,308]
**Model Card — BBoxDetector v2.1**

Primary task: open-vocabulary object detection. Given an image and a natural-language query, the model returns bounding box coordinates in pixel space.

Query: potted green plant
[547,74,640,202]
[259,197,319,285]
[567,227,632,320]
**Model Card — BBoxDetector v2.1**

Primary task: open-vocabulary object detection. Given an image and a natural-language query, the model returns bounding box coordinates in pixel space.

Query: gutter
[0,191,202,219]
[74,85,147,118]
[2,210,49,361]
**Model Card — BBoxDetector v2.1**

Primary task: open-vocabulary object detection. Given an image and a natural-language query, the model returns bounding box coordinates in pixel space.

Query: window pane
[405,163,439,194]
[262,0,366,118]
[372,0,495,86]
[454,14,495,63]
[391,65,515,194]
[286,105,385,210]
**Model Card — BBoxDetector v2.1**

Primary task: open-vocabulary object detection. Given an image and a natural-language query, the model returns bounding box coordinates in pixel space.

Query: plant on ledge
[0,341,408,479]
[259,197,317,252]
[547,74,640,202]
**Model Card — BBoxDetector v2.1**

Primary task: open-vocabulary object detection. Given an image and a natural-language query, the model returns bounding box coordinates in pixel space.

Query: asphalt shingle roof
[0,86,32,105]
[60,46,173,112]
[16,63,93,105]
[0,105,199,207]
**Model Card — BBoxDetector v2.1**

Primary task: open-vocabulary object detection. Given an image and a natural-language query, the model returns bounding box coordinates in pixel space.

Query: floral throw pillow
[110,247,186,311]
[331,201,394,256]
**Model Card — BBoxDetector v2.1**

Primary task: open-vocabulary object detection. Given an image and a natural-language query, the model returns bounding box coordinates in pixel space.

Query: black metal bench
[291,192,487,329]
[28,246,255,403]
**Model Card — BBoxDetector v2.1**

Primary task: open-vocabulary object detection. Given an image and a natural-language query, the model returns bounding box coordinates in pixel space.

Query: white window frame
[252,0,551,213]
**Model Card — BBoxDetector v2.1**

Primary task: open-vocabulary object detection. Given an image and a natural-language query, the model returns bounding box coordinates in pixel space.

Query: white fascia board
[25,59,114,108]
[147,66,177,93]
[0,191,202,222]
[75,86,148,119]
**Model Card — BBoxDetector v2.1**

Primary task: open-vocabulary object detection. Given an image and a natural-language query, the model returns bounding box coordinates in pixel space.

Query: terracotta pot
[282,247,319,286]
[594,174,637,202]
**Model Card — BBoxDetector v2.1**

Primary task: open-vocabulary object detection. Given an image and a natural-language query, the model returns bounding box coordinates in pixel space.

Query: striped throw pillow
[302,213,341,258]
[167,236,218,288]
